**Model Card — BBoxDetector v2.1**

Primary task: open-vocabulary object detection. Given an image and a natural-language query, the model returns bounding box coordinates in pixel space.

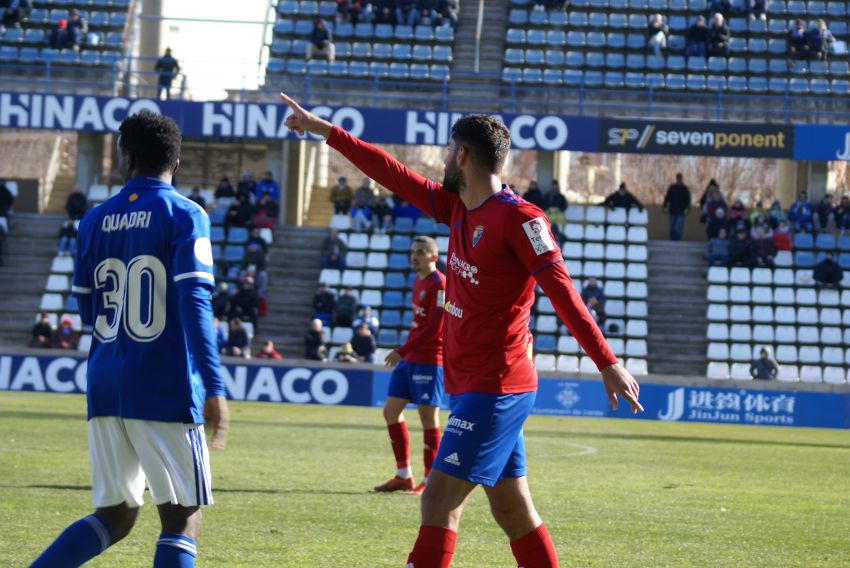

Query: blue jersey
[72,177,226,424]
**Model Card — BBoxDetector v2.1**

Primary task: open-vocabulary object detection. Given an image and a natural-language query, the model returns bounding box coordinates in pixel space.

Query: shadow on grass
[526,429,850,451]
[2,484,367,497]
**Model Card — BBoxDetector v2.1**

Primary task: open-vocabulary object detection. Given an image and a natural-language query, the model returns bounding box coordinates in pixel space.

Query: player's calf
[154,504,201,568]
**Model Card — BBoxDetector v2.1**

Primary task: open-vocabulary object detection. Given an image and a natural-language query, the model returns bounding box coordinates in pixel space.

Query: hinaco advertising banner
[599,118,795,158]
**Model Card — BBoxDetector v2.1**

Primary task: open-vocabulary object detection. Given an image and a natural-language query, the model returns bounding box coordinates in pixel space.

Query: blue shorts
[387,361,444,407]
[432,391,535,487]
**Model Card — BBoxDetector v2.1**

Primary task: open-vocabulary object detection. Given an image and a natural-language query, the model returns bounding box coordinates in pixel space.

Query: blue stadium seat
[748,76,768,92]
[768,77,788,93]
[608,32,626,48]
[388,254,408,270]
[209,208,226,225]
[687,74,706,90]
[19,47,41,64]
[394,217,415,233]
[328,60,349,75]
[609,13,628,28]
[335,21,353,37]
[383,291,404,308]
[414,26,434,41]
[625,72,646,88]
[529,10,548,24]
[352,42,371,57]
[668,15,687,32]
[748,38,767,53]
[210,226,226,243]
[707,75,726,90]
[840,254,850,269]
[319,1,337,16]
[286,59,306,75]
[523,68,543,83]
[535,335,557,353]
[430,64,450,81]
[274,20,294,34]
[827,1,846,15]
[526,49,544,65]
[223,245,244,263]
[606,53,625,68]
[707,57,726,73]
[768,19,788,34]
[810,78,829,94]
[768,59,787,74]
[687,57,706,72]
[729,18,747,33]
[378,329,399,346]
[747,58,767,73]
[293,19,315,35]
[375,23,393,39]
[380,310,402,328]
[586,52,604,68]
[809,60,828,75]
[545,49,565,65]
[412,44,432,61]
[503,67,522,83]
[830,61,849,76]
[307,59,329,75]
[371,43,390,59]
[666,74,686,89]
[508,9,528,24]
[626,33,645,49]
[391,235,411,251]
[605,71,625,87]
[767,0,786,12]
[628,14,645,29]
[566,51,585,67]
[354,23,374,38]
[527,29,546,45]
[728,38,746,53]
[409,63,429,79]
[432,46,452,62]
[795,251,815,267]
[348,61,369,77]
[89,11,109,26]
[385,272,407,289]
[549,10,567,25]
[584,70,604,86]
[748,18,766,32]
[547,30,566,46]
[415,217,436,233]
[40,48,59,64]
[567,31,586,46]
[787,0,806,14]
[839,235,850,251]
[402,310,414,327]
[22,29,43,45]
[369,61,389,77]
[667,55,686,71]
[271,39,291,55]
[335,41,351,57]
[647,55,664,70]
[646,73,665,88]
[816,233,836,250]
[789,78,808,94]
[278,0,298,14]
[569,11,588,26]
[435,25,454,42]
[589,12,608,26]
[667,35,685,51]
[105,32,123,48]
[727,75,748,91]
[564,69,583,85]
[0,47,18,62]
[506,28,526,44]
[290,39,309,56]
[587,32,605,47]
[626,53,645,69]
[211,245,222,261]
[27,9,48,23]
[768,39,786,54]
[831,80,850,95]
[228,227,249,244]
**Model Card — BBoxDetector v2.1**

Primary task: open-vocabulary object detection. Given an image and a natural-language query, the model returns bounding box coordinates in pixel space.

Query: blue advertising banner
[2,353,848,429]
[0,92,599,152]
[794,124,850,161]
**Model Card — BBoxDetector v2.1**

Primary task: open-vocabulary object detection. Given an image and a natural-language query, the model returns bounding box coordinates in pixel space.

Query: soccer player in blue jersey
[30,111,230,568]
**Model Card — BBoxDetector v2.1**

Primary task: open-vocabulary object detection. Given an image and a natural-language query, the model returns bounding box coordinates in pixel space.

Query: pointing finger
[279,91,302,113]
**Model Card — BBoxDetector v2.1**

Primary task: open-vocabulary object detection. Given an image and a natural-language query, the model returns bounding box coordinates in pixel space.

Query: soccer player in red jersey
[280,92,643,568]
[375,236,447,495]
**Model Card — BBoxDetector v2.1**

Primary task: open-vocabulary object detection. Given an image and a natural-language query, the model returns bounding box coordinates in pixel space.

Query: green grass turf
[1,391,849,567]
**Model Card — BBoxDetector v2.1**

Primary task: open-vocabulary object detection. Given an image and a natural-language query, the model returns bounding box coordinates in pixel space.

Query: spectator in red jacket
[255,339,283,360]
[772,220,792,251]
[51,318,78,350]
[750,227,777,268]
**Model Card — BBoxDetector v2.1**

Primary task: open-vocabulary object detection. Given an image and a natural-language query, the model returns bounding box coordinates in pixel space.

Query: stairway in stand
[255,225,328,358]
[646,240,709,377]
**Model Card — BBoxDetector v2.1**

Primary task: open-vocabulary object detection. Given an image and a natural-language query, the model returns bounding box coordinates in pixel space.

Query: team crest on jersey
[472,225,485,247]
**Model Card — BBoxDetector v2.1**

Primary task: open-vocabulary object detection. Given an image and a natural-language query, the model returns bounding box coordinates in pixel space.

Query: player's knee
[417,406,439,429]
[383,406,402,423]
[95,505,139,543]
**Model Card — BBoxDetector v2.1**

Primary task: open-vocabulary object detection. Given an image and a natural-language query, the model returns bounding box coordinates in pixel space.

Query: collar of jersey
[123,177,176,191]
[467,183,509,212]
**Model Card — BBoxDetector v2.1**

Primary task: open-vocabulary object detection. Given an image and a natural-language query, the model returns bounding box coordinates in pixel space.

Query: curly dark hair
[118,110,182,175]
[450,114,511,174]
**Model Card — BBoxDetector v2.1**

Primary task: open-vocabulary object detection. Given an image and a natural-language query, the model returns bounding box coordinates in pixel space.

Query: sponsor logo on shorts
[443,452,461,466]
[447,416,475,431]
[421,393,430,401]
[522,217,556,256]
[412,374,433,384]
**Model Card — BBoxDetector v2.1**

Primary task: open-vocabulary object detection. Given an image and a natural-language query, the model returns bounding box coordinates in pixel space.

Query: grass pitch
[0,391,848,567]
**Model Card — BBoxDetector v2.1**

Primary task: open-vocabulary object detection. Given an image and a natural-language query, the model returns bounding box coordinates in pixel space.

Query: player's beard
[442,164,465,194]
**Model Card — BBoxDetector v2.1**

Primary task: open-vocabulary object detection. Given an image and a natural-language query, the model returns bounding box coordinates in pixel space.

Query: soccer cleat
[405,481,427,495]
[373,476,415,492]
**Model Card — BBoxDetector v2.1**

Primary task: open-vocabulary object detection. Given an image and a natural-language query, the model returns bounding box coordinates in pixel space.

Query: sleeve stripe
[532,258,565,276]
[174,271,215,283]
[71,285,92,294]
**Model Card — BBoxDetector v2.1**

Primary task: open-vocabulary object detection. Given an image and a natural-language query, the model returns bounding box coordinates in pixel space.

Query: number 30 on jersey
[94,255,167,343]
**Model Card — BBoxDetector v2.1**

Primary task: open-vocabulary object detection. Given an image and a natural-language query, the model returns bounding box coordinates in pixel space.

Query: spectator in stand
[334,286,358,327]
[66,9,87,50]
[788,192,814,232]
[1,0,31,31]
[750,227,777,268]
[213,317,228,352]
[0,179,14,217]
[313,282,336,324]
[51,318,78,350]
[727,199,750,232]
[305,318,327,361]
[252,192,279,229]
[647,13,669,55]
[256,170,281,202]
[212,282,230,319]
[372,195,395,233]
[247,227,268,254]
[663,172,691,241]
[437,0,459,27]
[580,277,606,308]
[808,19,834,60]
[522,181,546,210]
[306,18,335,62]
[330,175,354,214]
[242,241,267,294]
[814,193,836,233]
[335,342,358,362]
[255,339,283,360]
[813,251,843,289]
[215,176,236,206]
[351,180,375,231]
[416,0,439,26]
[750,347,778,380]
[352,322,377,363]
[707,208,728,241]
[30,311,54,348]
[685,15,709,60]
[57,220,77,257]
[586,296,604,326]
[229,277,260,330]
[702,185,727,237]
[728,228,752,267]
[396,0,418,26]
[336,0,370,23]
[749,0,766,20]
[374,0,397,24]
[154,48,180,100]
[707,0,731,18]
[603,182,644,212]
[773,219,792,251]
[223,318,249,357]
[544,180,568,214]
[353,305,380,336]
[320,228,348,269]
[64,187,87,220]
[708,13,731,57]
[750,214,773,239]
[393,199,422,223]
[225,193,253,231]
[698,178,720,209]
[767,198,787,228]
[188,186,206,209]
[49,19,71,50]
[749,199,767,224]
[787,18,809,62]
[237,171,257,203]
[834,195,850,234]
[706,227,730,266]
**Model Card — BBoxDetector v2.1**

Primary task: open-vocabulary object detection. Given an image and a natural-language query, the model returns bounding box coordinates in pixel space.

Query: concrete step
[650,361,706,376]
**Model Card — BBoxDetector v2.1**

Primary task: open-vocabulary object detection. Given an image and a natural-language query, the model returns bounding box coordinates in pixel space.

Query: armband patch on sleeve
[522,217,556,256]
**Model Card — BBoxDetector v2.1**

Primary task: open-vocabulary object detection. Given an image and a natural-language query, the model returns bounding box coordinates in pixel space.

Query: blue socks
[31,514,112,567]
[153,533,197,568]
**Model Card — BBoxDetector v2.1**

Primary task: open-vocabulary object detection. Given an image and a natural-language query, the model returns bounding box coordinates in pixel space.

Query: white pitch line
[563,442,598,457]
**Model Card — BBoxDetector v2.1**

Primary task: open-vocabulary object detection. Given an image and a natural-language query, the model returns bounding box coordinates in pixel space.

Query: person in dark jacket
[223,318,249,357]
[685,15,709,59]
[351,323,377,363]
[312,283,336,324]
[188,186,206,209]
[416,0,439,26]
[646,13,668,55]
[154,48,180,100]
[30,311,54,348]
[437,0,459,27]
[813,252,843,289]
[67,9,88,49]
[603,182,644,212]
[334,286,358,327]
[57,220,77,256]
[707,13,730,57]
[522,181,546,209]
[306,18,335,62]
[787,18,809,61]
[305,318,327,361]
[1,0,32,30]
[51,318,78,350]
[750,348,779,380]
[228,277,260,329]
[662,173,691,240]
[373,0,397,24]
[727,229,752,267]
[580,277,606,307]
[814,193,836,232]
[320,228,348,269]
[225,193,253,231]
[706,227,729,266]
[749,227,777,268]
[65,187,87,220]
[212,282,230,320]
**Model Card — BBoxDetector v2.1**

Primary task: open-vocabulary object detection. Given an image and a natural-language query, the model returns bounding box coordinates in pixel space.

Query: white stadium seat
[707,362,730,379]
[50,256,74,274]
[799,366,823,383]
[821,308,841,326]
[729,324,751,341]
[625,282,647,299]
[363,271,385,288]
[625,320,647,337]
[774,250,793,267]
[562,242,582,260]
[625,339,647,357]
[626,226,648,242]
[627,263,648,280]
[729,267,750,284]
[774,307,796,323]
[625,301,647,318]
[606,244,626,261]
[319,269,341,286]
[728,285,750,303]
[777,365,799,382]
[607,338,625,354]
[707,285,728,303]
[258,228,274,244]
[729,305,751,322]
[583,261,604,277]
[707,342,729,360]
[331,327,352,345]
[557,336,580,354]
[345,251,367,268]
[88,184,110,201]
[607,208,627,224]
[730,363,752,380]
[46,275,70,292]
[775,345,798,363]
[366,252,388,269]
[579,357,597,373]
[606,226,626,242]
[347,233,369,250]
[773,269,794,286]
[730,344,751,361]
[605,262,626,280]
[752,306,773,323]
[110,184,124,197]
[436,236,449,253]
[606,281,625,298]
[341,270,363,287]
[534,354,557,371]
[584,225,605,241]
[329,214,351,230]
[360,290,382,307]
[823,367,846,385]
[752,325,774,343]
[773,288,794,305]
[605,300,625,318]
[626,245,647,262]
[625,358,648,375]
[822,347,843,365]
[584,243,605,259]
[795,269,814,287]
[795,289,817,306]
[707,323,729,341]
[751,287,773,304]
[751,268,772,285]
[797,308,818,325]
[567,260,583,276]
[818,289,839,307]
[557,355,580,372]
[775,325,797,344]
[707,304,728,321]
[536,316,558,333]
[40,293,63,311]
[537,296,555,314]
[77,334,92,353]
[707,266,729,283]
[585,206,606,224]
[565,205,585,222]
[627,208,648,225]
[369,234,391,251]
[564,224,584,241]
[797,326,819,344]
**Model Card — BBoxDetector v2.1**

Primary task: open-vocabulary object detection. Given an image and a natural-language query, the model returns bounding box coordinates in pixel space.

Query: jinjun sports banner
[2,353,848,429]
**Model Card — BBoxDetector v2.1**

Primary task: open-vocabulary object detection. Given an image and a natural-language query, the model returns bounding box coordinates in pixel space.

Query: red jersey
[396,269,446,366]
[327,127,617,394]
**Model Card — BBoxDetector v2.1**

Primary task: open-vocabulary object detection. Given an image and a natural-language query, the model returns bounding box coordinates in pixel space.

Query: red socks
[422,427,441,478]
[406,525,457,568]
[387,421,411,469]
[510,524,559,568]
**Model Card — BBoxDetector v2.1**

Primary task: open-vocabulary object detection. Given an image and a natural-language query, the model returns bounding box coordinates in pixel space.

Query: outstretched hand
[279,92,333,139]
[601,363,644,414]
